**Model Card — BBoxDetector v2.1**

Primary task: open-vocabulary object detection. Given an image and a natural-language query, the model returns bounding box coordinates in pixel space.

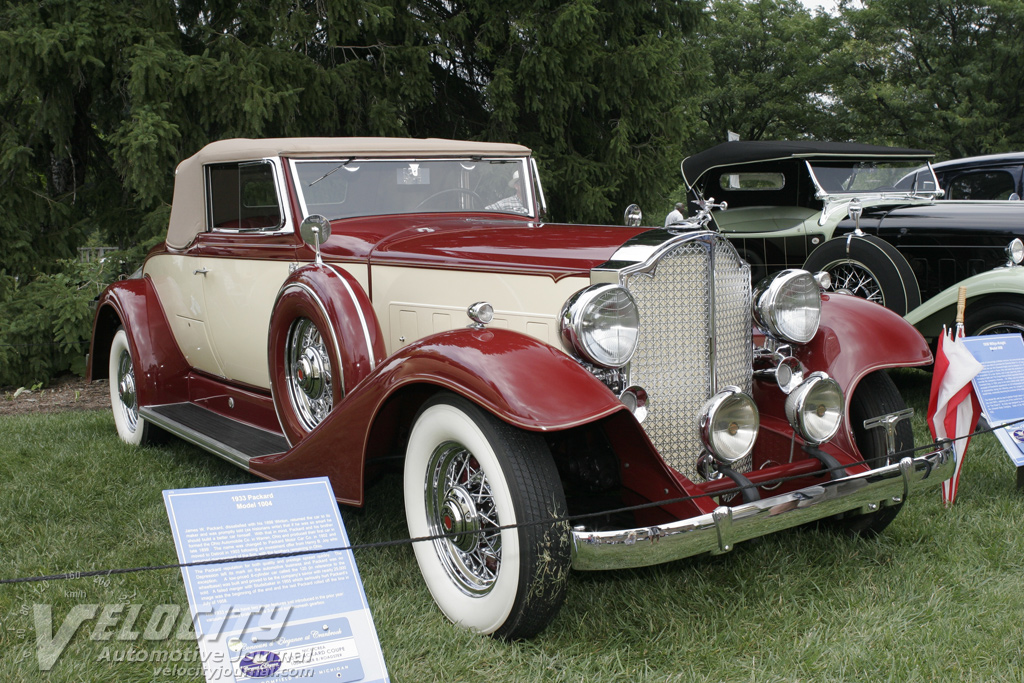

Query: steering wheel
[415,188,482,210]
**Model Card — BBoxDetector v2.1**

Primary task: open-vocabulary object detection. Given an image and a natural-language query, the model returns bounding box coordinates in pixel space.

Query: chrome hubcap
[425,441,501,596]
[828,262,883,305]
[116,349,139,431]
[285,318,333,431]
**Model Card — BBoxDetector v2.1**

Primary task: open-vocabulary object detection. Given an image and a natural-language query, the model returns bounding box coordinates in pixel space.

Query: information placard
[163,477,389,682]
[960,333,1024,467]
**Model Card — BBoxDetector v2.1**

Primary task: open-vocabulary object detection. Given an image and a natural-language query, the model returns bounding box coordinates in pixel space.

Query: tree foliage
[3,0,1024,385]
[692,0,840,148]
[828,0,1024,158]
[0,0,705,383]
[1,0,707,280]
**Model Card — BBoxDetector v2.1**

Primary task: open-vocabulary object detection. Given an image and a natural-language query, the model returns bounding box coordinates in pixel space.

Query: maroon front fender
[252,328,628,504]
[800,293,932,388]
[757,293,932,457]
[373,328,626,431]
[88,277,191,407]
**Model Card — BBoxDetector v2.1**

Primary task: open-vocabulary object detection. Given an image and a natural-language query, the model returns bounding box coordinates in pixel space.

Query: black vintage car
[681,141,1024,341]
[930,152,1024,201]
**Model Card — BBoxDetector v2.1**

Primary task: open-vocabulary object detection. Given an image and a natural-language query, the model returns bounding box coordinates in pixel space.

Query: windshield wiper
[308,158,354,187]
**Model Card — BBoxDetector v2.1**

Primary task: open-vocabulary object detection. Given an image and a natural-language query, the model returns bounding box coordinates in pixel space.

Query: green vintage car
[681,141,1024,341]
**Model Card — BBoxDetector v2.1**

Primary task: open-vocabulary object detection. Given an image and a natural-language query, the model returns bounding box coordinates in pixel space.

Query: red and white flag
[927,325,983,505]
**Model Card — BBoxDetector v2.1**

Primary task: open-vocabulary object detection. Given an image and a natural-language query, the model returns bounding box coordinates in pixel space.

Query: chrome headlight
[784,372,843,445]
[559,284,640,368]
[1006,238,1023,266]
[699,387,759,464]
[752,269,822,344]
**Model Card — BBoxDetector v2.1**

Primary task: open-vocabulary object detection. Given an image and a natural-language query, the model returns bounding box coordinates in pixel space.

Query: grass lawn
[1,369,1023,682]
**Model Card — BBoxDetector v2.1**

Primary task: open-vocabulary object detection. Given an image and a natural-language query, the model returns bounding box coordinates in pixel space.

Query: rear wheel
[404,393,570,640]
[829,371,911,536]
[109,327,151,445]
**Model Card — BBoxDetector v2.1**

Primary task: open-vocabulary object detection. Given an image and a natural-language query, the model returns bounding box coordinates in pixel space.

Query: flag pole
[955,285,967,336]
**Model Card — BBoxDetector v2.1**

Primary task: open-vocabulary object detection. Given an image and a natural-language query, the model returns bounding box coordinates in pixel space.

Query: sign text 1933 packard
[90,138,953,639]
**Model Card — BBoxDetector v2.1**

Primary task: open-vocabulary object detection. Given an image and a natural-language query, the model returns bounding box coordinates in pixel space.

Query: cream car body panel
[371,266,589,353]
[199,257,295,388]
[145,253,224,376]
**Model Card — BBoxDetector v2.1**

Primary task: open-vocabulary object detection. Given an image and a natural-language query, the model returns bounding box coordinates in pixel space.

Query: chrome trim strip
[570,442,954,571]
[707,233,717,395]
[139,406,260,469]
[327,264,377,371]
[593,229,719,280]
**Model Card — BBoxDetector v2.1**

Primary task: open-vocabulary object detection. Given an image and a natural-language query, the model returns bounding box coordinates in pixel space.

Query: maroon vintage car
[90,138,953,639]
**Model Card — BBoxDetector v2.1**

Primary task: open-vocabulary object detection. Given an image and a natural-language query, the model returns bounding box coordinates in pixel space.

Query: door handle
[193,268,209,276]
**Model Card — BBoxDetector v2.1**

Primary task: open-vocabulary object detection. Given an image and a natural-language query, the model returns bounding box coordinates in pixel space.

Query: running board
[140,403,289,468]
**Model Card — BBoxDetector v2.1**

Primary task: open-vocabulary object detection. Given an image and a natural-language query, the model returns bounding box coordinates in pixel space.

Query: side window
[945,170,1016,200]
[206,161,283,230]
[718,172,786,191]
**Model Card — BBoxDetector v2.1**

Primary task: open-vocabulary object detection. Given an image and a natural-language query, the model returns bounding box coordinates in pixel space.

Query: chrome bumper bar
[571,443,954,571]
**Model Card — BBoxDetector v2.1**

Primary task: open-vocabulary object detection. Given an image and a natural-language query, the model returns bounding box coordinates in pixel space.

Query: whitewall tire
[109,328,150,445]
[404,393,570,640]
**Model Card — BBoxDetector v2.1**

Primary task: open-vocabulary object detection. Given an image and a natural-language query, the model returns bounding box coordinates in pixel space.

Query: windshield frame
[288,156,537,222]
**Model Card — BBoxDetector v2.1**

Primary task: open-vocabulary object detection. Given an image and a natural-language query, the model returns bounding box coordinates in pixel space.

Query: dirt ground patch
[0,375,110,416]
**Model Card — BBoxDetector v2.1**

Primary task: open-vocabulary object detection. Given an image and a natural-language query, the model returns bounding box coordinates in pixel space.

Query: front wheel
[829,371,911,536]
[404,393,570,640]
[965,299,1024,338]
[109,327,151,445]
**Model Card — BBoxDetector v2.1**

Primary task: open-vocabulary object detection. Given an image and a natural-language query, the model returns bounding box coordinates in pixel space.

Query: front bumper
[571,443,954,571]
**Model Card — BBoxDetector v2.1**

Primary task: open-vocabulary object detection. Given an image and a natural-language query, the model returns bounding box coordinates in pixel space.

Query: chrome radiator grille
[623,234,752,480]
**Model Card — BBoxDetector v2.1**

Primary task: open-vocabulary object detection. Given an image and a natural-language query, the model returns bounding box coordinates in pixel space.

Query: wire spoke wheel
[285,317,334,431]
[828,261,884,305]
[426,441,502,595]
[404,393,570,639]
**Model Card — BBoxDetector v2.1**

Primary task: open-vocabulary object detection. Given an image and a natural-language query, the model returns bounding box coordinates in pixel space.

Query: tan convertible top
[166,137,533,249]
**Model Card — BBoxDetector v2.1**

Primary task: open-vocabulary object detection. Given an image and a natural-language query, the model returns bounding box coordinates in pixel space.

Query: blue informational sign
[163,477,389,682]
[961,334,1024,467]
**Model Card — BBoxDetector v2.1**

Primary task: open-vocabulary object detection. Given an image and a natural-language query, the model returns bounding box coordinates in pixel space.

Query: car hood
[846,201,1024,234]
[328,215,651,280]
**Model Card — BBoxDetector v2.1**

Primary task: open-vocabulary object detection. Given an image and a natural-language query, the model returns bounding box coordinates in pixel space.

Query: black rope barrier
[2,416,1022,587]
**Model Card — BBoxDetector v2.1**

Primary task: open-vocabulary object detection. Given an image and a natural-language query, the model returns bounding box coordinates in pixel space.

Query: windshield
[806,159,939,196]
[291,158,533,221]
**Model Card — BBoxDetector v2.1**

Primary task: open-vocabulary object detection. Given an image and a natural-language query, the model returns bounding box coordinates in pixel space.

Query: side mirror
[299,214,332,265]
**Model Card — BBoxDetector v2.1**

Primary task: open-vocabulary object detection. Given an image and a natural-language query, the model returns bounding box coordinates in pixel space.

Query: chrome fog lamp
[619,386,648,423]
[699,387,759,464]
[467,301,494,327]
[784,371,843,445]
[1006,238,1024,266]
[813,270,832,291]
[752,269,822,344]
[559,284,640,368]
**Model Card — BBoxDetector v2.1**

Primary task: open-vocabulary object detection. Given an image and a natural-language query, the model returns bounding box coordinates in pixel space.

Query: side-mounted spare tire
[268,265,385,446]
[804,234,921,316]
